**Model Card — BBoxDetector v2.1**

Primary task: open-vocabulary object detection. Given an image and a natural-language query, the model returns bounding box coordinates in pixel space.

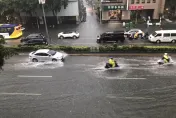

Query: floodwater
[0,55,176,118]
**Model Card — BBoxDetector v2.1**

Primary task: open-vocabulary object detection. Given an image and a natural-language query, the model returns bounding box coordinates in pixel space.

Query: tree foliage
[0,38,17,70]
[165,0,176,11]
[0,0,68,22]
[45,0,68,16]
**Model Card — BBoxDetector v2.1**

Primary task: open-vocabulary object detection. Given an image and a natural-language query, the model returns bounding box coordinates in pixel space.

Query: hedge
[5,45,176,53]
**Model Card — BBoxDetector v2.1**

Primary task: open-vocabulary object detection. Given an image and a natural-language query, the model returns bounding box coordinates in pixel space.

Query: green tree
[20,0,39,17]
[45,0,68,16]
[165,0,176,16]
[0,38,17,71]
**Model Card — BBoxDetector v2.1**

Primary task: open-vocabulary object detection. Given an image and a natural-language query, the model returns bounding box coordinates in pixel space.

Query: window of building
[152,0,156,3]
[142,0,145,3]
[136,0,140,4]
[131,0,134,4]
[147,0,150,3]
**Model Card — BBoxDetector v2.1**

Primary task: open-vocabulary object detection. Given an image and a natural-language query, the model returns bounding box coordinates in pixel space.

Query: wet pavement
[5,2,176,46]
[0,55,176,117]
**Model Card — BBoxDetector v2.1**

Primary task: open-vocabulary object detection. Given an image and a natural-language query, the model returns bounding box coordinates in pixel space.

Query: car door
[67,32,73,37]
[63,32,69,38]
[104,34,112,42]
[154,33,162,42]
[34,53,44,61]
[163,33,171,42]
[41,53,50,61]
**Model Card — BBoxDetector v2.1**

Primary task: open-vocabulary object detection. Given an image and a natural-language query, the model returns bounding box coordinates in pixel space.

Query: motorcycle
[105,61,120,69]
[157,56,174,65]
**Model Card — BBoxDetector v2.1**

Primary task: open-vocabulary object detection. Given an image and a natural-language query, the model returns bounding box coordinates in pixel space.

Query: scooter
[105,61,120,69]
[157,56,174,65]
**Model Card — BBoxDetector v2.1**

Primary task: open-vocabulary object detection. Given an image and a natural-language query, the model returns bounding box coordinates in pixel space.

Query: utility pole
[39,0,50,44]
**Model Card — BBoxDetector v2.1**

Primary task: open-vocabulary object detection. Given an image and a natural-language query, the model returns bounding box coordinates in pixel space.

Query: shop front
[102,5,126,21]
[129,5,155,20]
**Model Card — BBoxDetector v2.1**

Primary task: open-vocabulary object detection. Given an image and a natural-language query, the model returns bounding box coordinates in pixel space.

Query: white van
[148,30,176,43]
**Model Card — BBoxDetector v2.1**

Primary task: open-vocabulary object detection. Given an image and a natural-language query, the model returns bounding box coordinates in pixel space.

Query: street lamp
[39,0,50,44]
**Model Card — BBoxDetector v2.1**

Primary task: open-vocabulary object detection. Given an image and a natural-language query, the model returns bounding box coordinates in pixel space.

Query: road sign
[39,0,46,4]
[129,5,144,10]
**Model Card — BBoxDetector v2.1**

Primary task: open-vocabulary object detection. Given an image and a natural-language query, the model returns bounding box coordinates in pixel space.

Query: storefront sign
[103,5,126,11]
[129,5,144,10]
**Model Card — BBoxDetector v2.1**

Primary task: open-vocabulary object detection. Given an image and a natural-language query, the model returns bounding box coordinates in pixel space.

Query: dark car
[97,31,125,43]
[21,33,48,45]
[22,38,48,46]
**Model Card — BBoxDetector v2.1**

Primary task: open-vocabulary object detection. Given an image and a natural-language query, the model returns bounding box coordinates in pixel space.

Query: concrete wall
[122,10,130,20]
[102,11,109,20]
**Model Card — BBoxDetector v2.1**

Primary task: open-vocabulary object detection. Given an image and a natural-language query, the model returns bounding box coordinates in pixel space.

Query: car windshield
[152,32,157,36]
[47,50,56,56]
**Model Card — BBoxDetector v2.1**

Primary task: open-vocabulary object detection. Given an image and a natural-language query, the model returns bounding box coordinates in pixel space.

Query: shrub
[4,45,176,54]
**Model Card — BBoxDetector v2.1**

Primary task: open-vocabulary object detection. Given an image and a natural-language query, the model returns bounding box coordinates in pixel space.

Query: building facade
[100,0,165,22]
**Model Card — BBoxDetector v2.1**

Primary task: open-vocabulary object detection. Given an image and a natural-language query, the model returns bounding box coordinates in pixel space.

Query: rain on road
[0,55,176,118]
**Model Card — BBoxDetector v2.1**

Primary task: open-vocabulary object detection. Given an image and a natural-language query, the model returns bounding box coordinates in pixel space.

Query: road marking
[107,95,155,100]
[0,93,41,96]
[105,77,146,80]
[18,75,52,78]
[118,78,146,80]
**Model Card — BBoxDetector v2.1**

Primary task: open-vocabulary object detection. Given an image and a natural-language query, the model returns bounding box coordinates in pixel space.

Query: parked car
[97,31,125,43]
[124,29,144,38]
[29,49,65,62]
[21,39,48,45]
[148,30,176,43]
[58,31,80,39]
[21,33,48,45]
[128,31,138,40]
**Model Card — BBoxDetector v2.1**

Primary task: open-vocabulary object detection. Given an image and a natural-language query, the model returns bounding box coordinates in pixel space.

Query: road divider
[4,45,176,56]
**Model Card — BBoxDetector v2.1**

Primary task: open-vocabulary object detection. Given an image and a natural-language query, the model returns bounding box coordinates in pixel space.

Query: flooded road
[0,55,176,118]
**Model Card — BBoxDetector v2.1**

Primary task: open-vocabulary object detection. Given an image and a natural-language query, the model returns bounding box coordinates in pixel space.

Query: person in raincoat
[108,57,115,68]
[162,53,170,63]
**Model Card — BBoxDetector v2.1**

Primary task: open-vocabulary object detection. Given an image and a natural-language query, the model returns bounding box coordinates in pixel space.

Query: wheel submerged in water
[105,63,119,69]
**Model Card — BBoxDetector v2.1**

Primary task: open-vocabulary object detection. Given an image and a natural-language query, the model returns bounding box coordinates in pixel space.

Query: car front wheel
[156,40,161,44]
[171,40,176,43]
[32,58,38,62]
[60,36,64,39]
[52,59,57,62]
[73,36,77,39]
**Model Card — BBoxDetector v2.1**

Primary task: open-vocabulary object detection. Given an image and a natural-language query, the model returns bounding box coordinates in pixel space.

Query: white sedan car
[29,49,65,62]
[58,31,80,39]
[124,29,144,38]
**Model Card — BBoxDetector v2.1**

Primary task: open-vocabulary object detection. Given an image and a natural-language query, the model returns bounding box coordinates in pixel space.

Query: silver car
[29,49,65,62]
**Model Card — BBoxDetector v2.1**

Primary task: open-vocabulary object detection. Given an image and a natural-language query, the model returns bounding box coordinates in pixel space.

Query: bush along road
[5,44,176,54]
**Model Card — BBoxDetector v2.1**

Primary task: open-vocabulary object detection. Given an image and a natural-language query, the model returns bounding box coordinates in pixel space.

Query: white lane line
[118,78,146,80]
[0,93,41,96]
[107,96,155,100]
[105,77,146,80]
[18,75,52,78]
